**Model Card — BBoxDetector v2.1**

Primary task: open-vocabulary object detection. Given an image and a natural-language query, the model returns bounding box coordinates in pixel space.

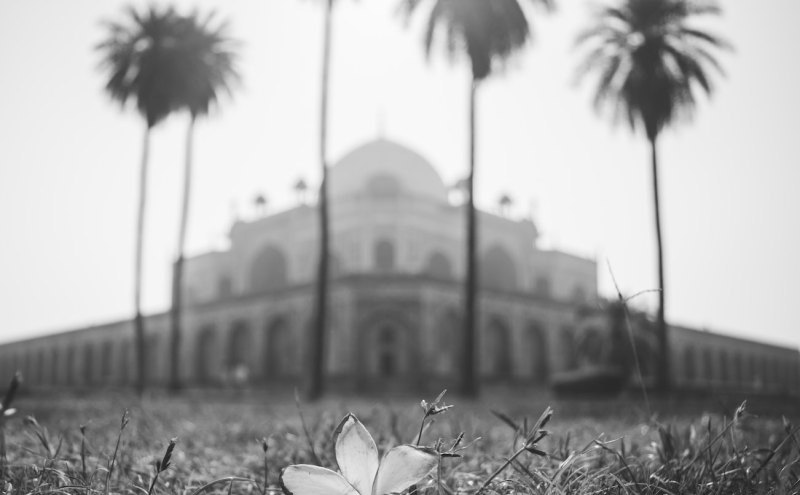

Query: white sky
[0,0,798,349]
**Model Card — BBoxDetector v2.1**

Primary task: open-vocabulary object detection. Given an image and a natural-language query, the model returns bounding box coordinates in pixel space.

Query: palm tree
[98,6,188,395]
[576,0,729,393]
[168,11,238,391]
[400,0,553,397]
[307,0,335,400]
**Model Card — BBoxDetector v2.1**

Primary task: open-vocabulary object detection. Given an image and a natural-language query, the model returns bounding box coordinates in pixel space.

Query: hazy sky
[1,0,798,348]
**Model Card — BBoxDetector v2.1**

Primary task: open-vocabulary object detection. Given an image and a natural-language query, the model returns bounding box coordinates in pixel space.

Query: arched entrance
[118,340,132,386]
[359,316,416,392]
[249,245,288,292]
[373,239,396,273]
[433,310,460,378]
[484,317,512,379]
[66,346,76,386]
[526,322,549,383]
[375,324,404,378]
[264,317,297,380]
[50,348,60,386]
[228,321,252,371]
[84,343,95,386]
[195,326,216,385]
[481,245,518,291]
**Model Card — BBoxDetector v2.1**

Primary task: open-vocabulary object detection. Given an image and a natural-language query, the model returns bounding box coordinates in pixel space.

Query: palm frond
[677,27,732,51]
[592,54,625,113]
[97,6,239,125]
[402,0,551,81]
[684,0,721,16]
[574,0,730,140]
[172,11,240,117]
[682,44,726,77]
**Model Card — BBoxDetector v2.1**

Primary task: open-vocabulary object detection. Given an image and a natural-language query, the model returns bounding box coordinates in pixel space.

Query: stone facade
[0,139,797,395]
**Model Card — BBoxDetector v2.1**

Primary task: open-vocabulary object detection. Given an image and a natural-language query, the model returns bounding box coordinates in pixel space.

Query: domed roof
[330,139,448,203]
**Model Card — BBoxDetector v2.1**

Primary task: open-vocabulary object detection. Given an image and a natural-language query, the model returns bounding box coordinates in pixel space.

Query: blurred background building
[0,139,797,394]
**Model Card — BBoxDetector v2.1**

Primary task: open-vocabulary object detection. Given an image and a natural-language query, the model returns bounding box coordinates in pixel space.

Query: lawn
[3,386,799,494]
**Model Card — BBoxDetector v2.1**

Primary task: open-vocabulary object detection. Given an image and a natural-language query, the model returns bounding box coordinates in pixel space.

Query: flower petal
[371,445,438,495]
[334,414,380,495]
[280,465,358,495]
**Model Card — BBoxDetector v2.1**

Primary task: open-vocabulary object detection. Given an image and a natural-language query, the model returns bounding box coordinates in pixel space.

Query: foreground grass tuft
[1,385,798,494]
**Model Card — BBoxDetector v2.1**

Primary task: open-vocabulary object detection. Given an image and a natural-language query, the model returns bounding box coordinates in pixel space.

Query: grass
[2,385,799,495]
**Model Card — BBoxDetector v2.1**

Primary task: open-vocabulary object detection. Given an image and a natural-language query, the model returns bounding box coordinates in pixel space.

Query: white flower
[280,413,438,495]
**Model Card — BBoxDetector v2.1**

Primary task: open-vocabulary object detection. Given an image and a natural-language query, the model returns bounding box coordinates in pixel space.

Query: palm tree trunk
[134,124,151,397]
[649,136,670,393]
[169,115,196,391]
[461,79,479,397]
[307,0,333,400]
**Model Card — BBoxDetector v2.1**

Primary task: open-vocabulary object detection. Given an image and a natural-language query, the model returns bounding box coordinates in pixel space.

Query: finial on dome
[293,177,309,205]
[254,193,268,217]
[498,193,513,216]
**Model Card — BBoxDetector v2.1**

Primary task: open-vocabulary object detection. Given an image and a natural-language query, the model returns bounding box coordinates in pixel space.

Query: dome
[330,139,448,203]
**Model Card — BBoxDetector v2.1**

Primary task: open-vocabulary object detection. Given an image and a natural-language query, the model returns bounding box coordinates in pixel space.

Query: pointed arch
[746,353,757,387]
[732,352,742,387]
[217,276,233,298]
[376,324,401,377]
[66,346,76,386]
[84,343,95,385]
[29,352,37,382]
[525,321,549,382]
[265,317,297,378]
[718,349,729,384]
[485,317,512,378]
[632,336,656,379]
[361,315,413,381]
[101,341,113,383]
[560,327,577,371]
[702,348,714,383]
[144,335,160,384]
[374,238,396,273]
[330,252,345,278]
[535,276,552,297]
[22,353,31,382]
[118,340,132,386]
[426,251,454,280]
[433,309,460,376]
[482,245,518,291]
[37,349,46,385]
[228,320,253,371]
[684,346,696,382]
[50,347,59,386]
[195,325,216,385]
[249,245,288,292]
